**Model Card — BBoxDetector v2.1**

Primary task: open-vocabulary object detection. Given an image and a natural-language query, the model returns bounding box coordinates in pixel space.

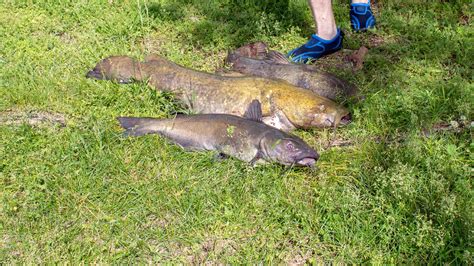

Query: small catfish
[226,42,358,101]
[87,54,350,131]
[118,100,319,167]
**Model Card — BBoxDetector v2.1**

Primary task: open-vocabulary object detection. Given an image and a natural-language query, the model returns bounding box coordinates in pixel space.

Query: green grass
[1,0,472,263]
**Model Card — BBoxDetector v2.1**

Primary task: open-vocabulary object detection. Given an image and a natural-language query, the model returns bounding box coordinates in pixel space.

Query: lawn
[0,0,472,263]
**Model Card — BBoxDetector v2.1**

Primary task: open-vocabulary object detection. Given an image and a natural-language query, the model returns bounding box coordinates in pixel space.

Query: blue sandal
[288,28,343,63]
[350,1,376,32]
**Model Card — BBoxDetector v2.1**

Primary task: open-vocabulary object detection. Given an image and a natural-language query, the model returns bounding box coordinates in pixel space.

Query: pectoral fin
[243,99,263,122]
[261,109,296,132]
[249,150,265,166]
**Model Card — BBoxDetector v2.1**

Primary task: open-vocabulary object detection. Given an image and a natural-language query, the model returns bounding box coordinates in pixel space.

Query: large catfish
[225,42,358,101]
[118,100,319,167]
[87,54,350,131]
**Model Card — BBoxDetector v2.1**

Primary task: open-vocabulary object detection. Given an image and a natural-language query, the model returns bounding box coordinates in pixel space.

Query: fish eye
[286,142,295,150]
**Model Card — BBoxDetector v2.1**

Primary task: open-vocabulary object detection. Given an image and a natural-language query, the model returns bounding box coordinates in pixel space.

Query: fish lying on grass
[225,42,358,101]
[87,54,350,131]
[118,100,320,167]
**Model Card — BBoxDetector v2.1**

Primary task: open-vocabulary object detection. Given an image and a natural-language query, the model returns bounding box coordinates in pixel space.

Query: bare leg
[308,0,369,39]
[308,0,337,40]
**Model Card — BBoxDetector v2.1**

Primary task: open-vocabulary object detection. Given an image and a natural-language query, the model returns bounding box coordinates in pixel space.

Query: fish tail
[226,41,268,65]
[117,117,163,136]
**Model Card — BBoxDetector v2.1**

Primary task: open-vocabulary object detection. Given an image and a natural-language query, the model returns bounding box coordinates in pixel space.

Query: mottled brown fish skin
[227,52,358,101]
[117,114,320,167]
[87,55,350,129]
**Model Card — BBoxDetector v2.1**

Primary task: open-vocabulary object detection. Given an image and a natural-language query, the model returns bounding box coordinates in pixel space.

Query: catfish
[118,100,319,167]
[225,42,358,101]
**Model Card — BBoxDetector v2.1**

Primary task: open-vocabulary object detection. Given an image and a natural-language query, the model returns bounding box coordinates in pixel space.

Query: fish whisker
[325,123,338,149]
[280,162,296,177]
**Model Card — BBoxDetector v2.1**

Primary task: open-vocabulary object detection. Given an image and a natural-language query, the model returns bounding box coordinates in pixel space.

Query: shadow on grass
[146,0,312,48]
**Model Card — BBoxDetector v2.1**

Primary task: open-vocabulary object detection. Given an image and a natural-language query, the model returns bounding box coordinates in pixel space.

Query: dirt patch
[1,234,22,259]
[144,213,173,230]
[311,49,355,71]
[54,31,76,45]
[422,117,473,137]
[321,118,473,150]
[146,237,237,263]
[278,238,326,265]
[201,239,236,255]
[367,34,386,48]
[0,109,66,128]
[190,238,237,264]
[285,250,320,265]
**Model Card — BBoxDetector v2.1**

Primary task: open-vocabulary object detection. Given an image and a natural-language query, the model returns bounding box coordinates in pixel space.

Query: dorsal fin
[243,99,263,122]
[265,50,291,64]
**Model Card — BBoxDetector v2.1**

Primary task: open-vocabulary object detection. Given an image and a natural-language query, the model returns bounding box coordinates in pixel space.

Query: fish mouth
[323,113,351,127]
[339,113,352,126]
[295,157,318,167]
[86,68,105,80]
[293,149,320,167]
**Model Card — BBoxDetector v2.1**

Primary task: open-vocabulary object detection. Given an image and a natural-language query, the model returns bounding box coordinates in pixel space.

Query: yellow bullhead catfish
[225,42,358,101]
[87,54,351,131]
[118,100,319,167]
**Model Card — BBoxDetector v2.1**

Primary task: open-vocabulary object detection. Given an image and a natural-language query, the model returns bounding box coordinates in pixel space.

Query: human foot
[288,28,343,63]
[350,0,376,31]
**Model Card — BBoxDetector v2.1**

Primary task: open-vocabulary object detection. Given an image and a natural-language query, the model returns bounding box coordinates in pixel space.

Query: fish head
[86,56,141,84]
[302,103,352,128]
[260,133,319,167]
[279,90,352,128]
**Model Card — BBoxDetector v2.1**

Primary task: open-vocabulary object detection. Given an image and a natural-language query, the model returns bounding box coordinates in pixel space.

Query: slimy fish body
[118,100,319,167]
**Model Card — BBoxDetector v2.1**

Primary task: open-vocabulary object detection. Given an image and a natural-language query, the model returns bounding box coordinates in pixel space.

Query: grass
[0,0,472,263]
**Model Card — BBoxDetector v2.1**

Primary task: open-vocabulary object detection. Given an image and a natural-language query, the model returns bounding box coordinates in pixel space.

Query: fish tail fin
[117,117,163,136]
[266,50,291,64]
[252,41,268,58]
[226,41,268,65]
